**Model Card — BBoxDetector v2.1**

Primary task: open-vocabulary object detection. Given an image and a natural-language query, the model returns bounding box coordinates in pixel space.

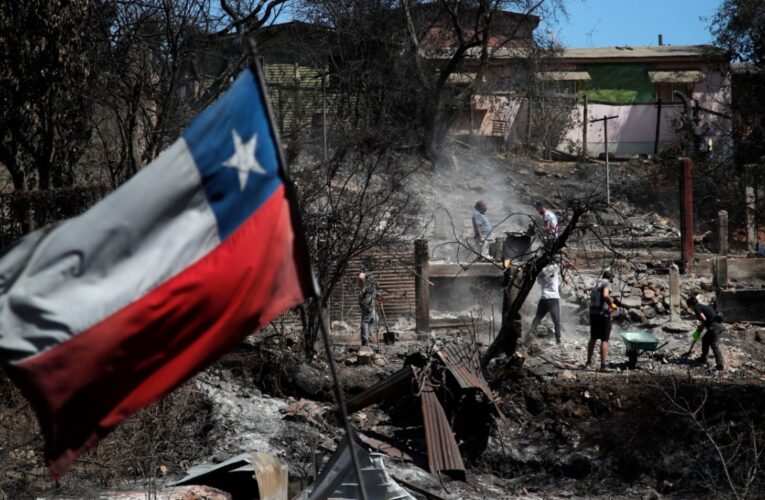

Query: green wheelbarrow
[619,332,668,370]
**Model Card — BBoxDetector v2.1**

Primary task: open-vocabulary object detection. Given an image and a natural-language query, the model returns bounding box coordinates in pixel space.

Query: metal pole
[317,306,370,500]
[582,94,588,161]
[604,118,610,206]
[590,115,618,206]
[247,50,367,499]
[322,73,328,162]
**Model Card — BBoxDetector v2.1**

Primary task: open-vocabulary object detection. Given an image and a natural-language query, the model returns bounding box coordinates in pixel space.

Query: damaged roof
[422,44,727,64]
[647,70,705,83]
[561,45,727,62]
[536,71,592,81]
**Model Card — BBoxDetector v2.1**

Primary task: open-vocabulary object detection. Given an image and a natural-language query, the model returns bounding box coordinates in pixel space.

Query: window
[655,82,694,102]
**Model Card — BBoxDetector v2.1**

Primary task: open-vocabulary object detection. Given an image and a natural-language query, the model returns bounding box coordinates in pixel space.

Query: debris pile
[613,210,680,239]
[341,343,502,479]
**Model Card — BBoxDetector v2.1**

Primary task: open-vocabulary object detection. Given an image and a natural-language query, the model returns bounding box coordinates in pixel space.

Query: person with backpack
[686,296,725,371]
[586,270,620,372]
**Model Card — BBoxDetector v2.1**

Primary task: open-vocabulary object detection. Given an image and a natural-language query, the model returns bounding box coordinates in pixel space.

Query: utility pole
[678,157,694,273]
[590,115,618,205]
[581,94,589,161]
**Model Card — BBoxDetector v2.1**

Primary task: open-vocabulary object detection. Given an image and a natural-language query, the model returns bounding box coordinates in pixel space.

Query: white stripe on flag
[0,139,220,359]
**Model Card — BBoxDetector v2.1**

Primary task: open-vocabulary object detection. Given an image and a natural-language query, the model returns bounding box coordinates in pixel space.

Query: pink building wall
[462,61,732,158]
[561,68,732,156]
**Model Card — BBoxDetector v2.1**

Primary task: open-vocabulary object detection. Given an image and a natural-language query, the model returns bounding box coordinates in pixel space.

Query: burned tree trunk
[481,207,585,371]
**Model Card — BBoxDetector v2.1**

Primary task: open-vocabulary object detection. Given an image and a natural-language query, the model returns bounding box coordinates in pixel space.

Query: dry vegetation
[0,374,213,498]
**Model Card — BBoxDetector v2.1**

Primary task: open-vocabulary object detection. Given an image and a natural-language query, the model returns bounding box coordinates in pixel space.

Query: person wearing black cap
[686,296,724,371]
[586,270,619,372]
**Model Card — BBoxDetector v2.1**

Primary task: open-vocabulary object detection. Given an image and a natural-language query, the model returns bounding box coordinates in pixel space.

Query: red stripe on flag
[8,184,312,478]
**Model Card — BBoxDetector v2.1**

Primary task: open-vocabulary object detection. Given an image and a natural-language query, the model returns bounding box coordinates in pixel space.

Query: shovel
[683,339,697,358]
[682,330,701,358]
[379,297,395,345]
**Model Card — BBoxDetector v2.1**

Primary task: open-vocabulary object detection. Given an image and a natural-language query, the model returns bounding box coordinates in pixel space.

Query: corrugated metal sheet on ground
[435,344,492,400]
[420,388,466,478]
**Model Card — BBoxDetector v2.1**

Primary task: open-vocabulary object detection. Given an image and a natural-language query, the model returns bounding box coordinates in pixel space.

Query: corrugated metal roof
[422,44,725,62]
[562,45,720,60]
[536,71,591,81]
[647,70,705,83]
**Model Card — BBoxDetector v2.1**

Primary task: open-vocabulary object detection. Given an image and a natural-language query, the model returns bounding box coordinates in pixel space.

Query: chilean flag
[0,69,315,477]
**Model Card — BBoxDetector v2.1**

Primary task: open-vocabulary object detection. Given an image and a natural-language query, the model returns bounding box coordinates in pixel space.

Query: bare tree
[480,195,592,370]
[0,0,93,231]
[87,0,287,187]
[296,0,567,159]
[400,0,566,157]
[658,378,765,500]
[292,142,422,356]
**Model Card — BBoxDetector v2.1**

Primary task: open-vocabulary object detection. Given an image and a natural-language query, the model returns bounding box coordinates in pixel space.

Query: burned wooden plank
[357,432,414,462]
[344,366,414,415]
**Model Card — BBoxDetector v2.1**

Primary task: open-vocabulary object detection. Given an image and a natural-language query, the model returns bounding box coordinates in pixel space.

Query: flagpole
[316,306,370,498]
[248,44,369,500]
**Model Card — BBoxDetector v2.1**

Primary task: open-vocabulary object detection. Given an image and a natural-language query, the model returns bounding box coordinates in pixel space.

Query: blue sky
[550,0,723,47]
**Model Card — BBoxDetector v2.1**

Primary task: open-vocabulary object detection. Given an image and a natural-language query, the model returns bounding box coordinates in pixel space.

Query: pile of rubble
[565,273,713,324]
[611,210,680,240]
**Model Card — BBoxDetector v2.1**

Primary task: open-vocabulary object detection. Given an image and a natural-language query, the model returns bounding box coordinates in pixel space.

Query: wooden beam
[414,239,430,334]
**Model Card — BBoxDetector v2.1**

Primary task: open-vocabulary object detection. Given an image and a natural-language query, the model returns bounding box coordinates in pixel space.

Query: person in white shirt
[528,263,562,345]
[534,199,558,242]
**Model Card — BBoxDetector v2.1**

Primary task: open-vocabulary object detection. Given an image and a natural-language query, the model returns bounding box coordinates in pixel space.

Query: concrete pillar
[713,257,728,289]
[433,210,448,239]
[746,185,756,252]
[718,210,728,256]
[678,158,694,273]
[414,239,430,335]
[669,264,680,322]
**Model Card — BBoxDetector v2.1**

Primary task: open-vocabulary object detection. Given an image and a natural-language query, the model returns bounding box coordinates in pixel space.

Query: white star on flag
[222,130,266,190]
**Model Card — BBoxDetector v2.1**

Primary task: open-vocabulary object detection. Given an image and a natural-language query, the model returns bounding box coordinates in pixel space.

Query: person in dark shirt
[358,271,379,346]
[586,270,620,372]
[686,296,724,371]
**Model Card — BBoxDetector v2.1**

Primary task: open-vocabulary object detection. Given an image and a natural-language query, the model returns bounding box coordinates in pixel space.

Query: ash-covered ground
[1,152,763,499]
